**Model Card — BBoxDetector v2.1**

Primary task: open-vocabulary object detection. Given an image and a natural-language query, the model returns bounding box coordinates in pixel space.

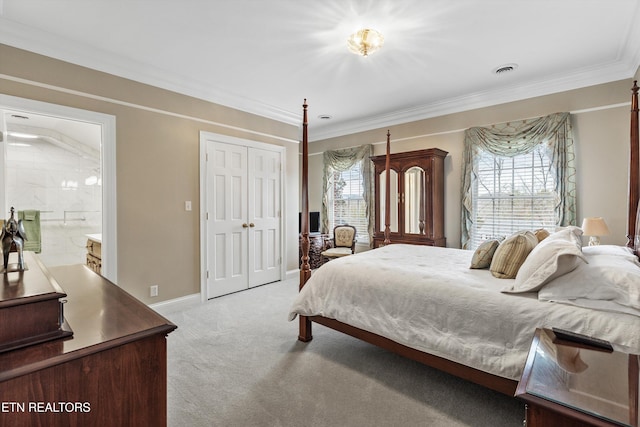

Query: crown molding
[309,61,637,141]
[0,18,301,127]
[3,16,639,142]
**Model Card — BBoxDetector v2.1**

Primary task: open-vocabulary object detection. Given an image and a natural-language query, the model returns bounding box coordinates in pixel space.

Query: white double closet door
[205,137,282,298]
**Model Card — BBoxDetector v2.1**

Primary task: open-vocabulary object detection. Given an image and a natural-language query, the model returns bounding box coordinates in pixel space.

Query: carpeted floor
[159,277,524,427]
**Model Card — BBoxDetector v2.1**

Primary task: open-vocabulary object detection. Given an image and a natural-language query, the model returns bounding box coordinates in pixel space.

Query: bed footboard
[309,315,517,396]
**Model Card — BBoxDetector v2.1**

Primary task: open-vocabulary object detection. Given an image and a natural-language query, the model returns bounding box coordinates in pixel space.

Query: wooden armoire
[371,148,447,248]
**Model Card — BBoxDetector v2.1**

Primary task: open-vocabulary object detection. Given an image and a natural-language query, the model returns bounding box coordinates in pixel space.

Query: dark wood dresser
[0,253,177,426]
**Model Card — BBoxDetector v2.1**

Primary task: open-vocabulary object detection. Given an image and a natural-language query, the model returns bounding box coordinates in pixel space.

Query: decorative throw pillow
[534,228,550,242]
[490,230,538,279]
[502,232,586,293]
[469,239,501,269]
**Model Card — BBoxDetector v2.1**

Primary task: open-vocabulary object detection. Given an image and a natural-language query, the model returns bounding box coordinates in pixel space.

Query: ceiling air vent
[493,63,518,75]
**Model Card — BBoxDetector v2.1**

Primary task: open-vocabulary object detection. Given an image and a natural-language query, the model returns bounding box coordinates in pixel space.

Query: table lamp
[581,217,610,246]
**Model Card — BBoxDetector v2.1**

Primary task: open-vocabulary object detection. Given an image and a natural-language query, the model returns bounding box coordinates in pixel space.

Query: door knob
[242,223,249,228]
[249,223,255,227]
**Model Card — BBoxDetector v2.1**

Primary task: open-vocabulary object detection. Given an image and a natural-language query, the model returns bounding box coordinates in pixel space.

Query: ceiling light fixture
[347,28,384,57]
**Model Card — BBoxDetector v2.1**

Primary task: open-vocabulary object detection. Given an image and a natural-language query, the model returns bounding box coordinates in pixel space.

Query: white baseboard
[285,269,299,281]
[149,293,201,314]
[149,271,298,314]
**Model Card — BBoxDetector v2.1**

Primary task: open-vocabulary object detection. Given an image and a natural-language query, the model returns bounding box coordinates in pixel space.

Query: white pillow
[502,229,585,293]
[582,244,636,258]
[611,256,640,310]
[539,251,640,307]
[545,227,583,246]
[556,225,584,240]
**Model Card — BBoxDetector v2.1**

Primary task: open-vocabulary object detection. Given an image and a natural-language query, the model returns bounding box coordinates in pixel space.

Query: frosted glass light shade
[347,28,384,57]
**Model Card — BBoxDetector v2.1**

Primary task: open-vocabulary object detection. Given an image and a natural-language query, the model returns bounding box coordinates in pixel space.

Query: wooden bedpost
[299,99,313,342]
[419,168,426,235]
[384,130,391,245]
[628,81,639,250]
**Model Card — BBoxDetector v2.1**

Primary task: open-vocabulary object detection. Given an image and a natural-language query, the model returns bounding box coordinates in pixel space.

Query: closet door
[248,148,281,287]
[206,139,282,298]
[208,141,249,297]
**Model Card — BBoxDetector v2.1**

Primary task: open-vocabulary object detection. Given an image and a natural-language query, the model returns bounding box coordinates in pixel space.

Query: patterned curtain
[461,112,577,249]
[322,145,374,245]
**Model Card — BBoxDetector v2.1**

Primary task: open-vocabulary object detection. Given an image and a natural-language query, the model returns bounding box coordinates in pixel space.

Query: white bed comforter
[289,244,640,381]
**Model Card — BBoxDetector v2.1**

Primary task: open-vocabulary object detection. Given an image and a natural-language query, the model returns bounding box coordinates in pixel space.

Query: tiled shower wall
[5,138,101,267]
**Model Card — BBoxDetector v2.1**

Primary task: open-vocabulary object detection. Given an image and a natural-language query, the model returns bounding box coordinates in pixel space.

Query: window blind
[470,147,556,249]
[330,162,369,243]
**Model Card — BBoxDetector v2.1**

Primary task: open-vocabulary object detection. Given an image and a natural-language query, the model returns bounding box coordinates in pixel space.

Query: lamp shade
[581,217,610,236]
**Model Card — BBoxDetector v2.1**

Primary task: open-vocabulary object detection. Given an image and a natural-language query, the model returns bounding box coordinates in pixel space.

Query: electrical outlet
[150,285,159,297]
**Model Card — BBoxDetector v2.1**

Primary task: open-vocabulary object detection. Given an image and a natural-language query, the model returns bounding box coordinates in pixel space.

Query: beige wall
[3,42,636,304]
[0,44,301,304]
[308,79,635,249]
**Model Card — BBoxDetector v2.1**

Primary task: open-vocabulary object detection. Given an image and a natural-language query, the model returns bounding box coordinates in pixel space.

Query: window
[469,146,557,249]
[328,161,369,244]
[461,113,576,250]
[322,144,373,245]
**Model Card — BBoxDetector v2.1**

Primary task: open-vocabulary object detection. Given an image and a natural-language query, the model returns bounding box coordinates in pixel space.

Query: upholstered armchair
[321,224,357,261]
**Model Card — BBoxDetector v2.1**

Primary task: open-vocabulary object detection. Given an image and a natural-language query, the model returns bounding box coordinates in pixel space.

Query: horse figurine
[1,207,28,271]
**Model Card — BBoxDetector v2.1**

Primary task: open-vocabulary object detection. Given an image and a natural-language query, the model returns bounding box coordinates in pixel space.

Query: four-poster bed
[294,81,640,396]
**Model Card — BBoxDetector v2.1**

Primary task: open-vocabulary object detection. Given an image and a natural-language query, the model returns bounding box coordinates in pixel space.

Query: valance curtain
[461,112,576,249]
[322,145,374,244]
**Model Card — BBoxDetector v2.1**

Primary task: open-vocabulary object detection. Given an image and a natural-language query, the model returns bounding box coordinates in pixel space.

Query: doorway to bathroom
[0,95,117,282]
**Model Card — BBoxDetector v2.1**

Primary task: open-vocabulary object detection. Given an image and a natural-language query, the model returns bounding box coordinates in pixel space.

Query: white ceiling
[4,109,102,156]
[1,0,640,141]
